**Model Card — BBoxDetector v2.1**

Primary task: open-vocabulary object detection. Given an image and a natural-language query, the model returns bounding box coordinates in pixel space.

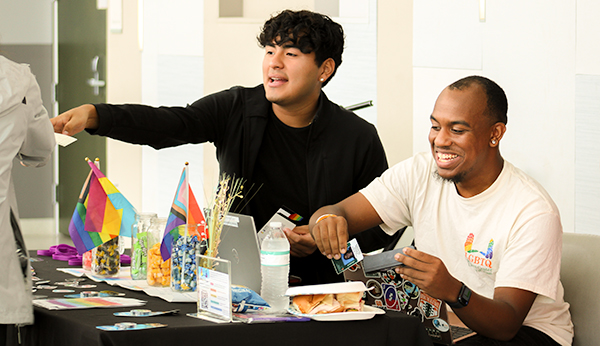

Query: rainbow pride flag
[69,160,136,254]
[160,165,207,261]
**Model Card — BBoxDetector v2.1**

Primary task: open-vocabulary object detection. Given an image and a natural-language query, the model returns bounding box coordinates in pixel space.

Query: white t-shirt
[361,152,573,346]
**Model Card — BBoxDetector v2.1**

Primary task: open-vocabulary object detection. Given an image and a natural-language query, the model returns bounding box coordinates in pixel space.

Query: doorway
[56,0,107,235]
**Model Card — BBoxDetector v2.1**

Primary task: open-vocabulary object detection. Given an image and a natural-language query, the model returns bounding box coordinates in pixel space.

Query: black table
[20,252,433,346]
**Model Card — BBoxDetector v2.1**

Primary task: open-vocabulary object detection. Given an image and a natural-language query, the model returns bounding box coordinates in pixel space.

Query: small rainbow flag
[288,213,303,222]
[160,164,207,261]
[69,160,136,254]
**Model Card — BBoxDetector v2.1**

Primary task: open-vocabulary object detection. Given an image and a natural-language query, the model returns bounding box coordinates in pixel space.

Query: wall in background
[0,0,55,218]
[9,0,600,238]
[0,0,52,44]
[124,0,382,216]
[138,0,206,217]
[102,0,411,216]
[376,0,412,166]
[412,0,600,235]
[105,0,144,213]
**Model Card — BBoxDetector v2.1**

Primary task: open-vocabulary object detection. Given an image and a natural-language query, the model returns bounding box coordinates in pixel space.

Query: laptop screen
[217,213,262,293]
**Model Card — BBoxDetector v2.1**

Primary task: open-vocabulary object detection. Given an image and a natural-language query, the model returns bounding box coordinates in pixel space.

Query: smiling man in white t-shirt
[309,76,573,346]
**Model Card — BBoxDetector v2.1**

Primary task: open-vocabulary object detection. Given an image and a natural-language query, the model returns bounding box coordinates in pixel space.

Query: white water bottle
[260,221,290,312]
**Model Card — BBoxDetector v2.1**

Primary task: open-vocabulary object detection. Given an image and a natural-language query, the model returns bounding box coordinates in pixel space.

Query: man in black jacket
[51,9,399,285]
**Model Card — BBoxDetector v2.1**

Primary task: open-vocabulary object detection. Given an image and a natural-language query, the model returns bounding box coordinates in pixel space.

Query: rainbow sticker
[288,213,303,222]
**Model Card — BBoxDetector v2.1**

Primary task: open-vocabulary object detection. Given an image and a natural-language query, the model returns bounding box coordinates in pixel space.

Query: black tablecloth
[20,252,433,346]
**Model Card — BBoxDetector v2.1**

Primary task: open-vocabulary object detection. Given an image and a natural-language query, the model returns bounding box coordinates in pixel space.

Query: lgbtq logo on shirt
[463,233,494,274]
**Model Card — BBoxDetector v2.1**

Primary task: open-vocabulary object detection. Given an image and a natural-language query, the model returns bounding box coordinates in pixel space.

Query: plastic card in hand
[331,239,364,274]
[285,281,367,296]
[287,305,385,321]
[257,208,297,246]
[192,255,232,323]
[54,133,78,147]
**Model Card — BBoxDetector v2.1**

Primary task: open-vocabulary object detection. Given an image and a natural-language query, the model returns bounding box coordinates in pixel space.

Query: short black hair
[257,10,344,86]
[448,75,508,125]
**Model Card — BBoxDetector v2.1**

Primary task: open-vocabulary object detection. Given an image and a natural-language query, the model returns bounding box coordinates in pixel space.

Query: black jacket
[93,85,399,284]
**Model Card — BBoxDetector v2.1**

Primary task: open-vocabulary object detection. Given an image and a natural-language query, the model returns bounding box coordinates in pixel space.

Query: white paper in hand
[55,133,78,147]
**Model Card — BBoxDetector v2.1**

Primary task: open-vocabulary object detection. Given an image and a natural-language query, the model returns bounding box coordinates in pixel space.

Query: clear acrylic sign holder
[186,254,232,323]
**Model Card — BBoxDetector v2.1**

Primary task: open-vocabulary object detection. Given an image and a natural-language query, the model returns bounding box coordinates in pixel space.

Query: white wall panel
[575,75,600,235]
[576,0,600,75]
[243,0,313,18]
[339,0,368,18]
[483,0,576,232]
[413,0,482,70]
[0,0,52,44]
[413,0,578,232]
[325,0,377,126]
[157,0,204,56]
[140,0,206,216]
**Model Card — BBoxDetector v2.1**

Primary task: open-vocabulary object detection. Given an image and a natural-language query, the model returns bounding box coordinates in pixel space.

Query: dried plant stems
[204,173,245,260]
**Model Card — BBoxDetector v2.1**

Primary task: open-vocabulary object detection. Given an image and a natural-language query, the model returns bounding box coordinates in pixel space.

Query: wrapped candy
[147,243,171,286]
[82,250,93,271]
[91,237,121,276]
[147,218,170,286]
[131,212,157,280]
[170,235,199,292]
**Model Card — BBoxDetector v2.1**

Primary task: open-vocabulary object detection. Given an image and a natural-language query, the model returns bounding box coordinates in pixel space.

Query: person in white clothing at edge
[309,76,573,346]
[0,55,56,346]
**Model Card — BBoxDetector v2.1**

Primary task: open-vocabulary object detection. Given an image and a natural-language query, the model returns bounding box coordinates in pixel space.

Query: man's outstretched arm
[51,104,99,135]
[309,192,383,260]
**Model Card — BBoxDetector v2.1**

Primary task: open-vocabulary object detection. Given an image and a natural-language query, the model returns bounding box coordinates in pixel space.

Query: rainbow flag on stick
[160,163,207,261]
[69,159,136,254]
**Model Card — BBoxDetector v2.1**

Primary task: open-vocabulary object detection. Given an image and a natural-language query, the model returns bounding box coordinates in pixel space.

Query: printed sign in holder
[187,254,232,323]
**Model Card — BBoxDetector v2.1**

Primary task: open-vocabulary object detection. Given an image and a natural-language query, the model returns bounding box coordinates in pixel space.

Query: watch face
[458,285,472,305]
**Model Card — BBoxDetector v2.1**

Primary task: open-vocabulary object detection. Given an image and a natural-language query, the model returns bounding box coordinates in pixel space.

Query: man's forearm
[451,287,536,341]
[84,104,100,130]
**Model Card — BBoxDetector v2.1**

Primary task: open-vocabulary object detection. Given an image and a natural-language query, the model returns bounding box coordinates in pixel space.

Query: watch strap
[446,282,471,309]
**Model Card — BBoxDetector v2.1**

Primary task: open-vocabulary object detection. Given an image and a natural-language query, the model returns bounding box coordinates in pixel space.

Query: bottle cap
[270,222,282,228]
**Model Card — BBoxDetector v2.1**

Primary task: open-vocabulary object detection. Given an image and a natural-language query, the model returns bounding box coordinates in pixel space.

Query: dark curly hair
[257,10,344,86]
[448,76,508,125]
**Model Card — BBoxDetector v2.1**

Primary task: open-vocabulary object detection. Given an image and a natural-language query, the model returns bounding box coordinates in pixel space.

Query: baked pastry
[292,292,363,314]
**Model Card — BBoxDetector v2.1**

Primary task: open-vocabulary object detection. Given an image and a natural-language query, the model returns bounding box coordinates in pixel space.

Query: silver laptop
[217,212,262,293]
